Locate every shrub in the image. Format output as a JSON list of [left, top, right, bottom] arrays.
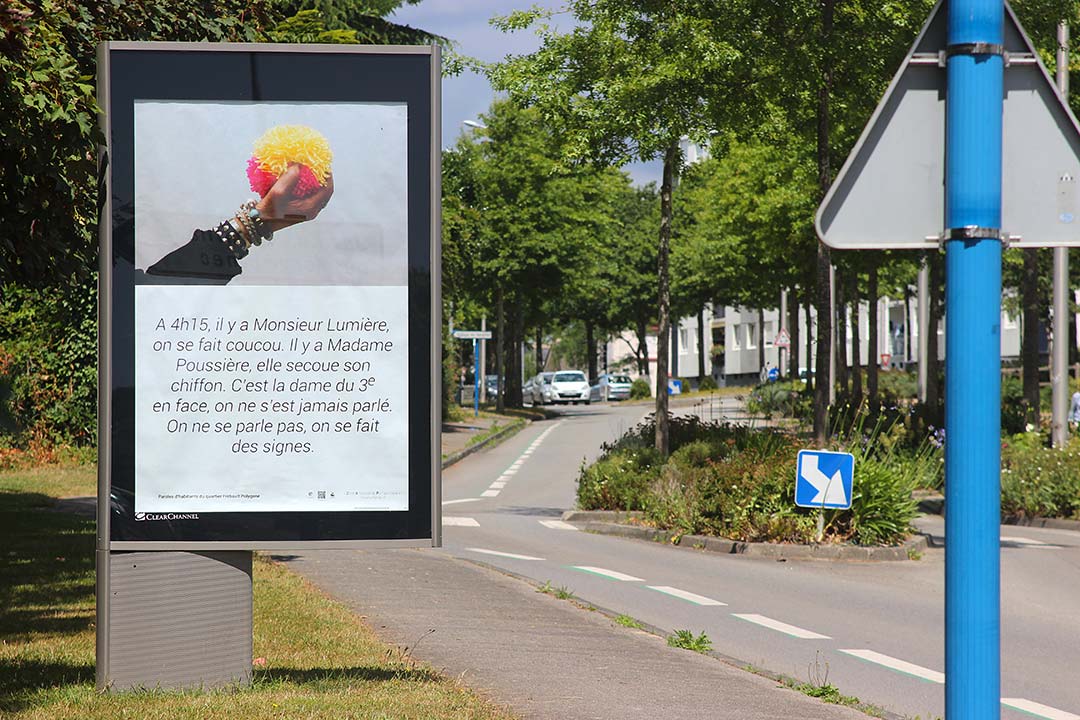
[[698, 376, 718, 391], [577, 447, 663, 511], [746, 381, 804, 418], [0, 280, 97, 448], [630, 378, 651, 399], [1000, 432, 1080, 520]]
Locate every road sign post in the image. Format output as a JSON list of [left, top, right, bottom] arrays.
[[944, 4, 1003, 717], [473, 338, 480, 417]]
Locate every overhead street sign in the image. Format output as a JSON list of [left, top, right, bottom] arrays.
[[816, 0, 1080, 249], [453, 330, 492, 340], [795, 450, 854, 510]]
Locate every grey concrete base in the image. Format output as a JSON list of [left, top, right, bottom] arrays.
[[562, 511, 928, 561], [101, 550, 253, 691]]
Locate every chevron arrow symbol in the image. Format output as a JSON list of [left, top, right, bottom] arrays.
[[801, 455, 848, 506]]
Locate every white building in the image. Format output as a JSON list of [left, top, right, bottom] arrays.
[[605, 294, 1026, 389]]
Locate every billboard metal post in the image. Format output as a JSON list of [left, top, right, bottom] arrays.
[[1053, 22, 1071, 448], [944, 1, 1003, 717]]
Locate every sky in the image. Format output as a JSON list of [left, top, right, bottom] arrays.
[[390, 0, 662, 187]]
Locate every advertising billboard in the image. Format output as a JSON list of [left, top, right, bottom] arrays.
[[98, 43, 440, 548]]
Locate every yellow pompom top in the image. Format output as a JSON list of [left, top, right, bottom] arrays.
[[252, 125, 333, 183]]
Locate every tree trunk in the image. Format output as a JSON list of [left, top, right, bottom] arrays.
[[813, 0, 835, 444], [757, 307, 766, 380], [789, 289, 801, 383], [835, 279, 848, 395], [655, 143, 678, 456], [636, 318, 649, 376], [1022, 248, 1041, 425], [508, 301, 524, 408], [535, 325, 544, 374], [851, 277, 863, 405], [496, 286, 505, 413], [926, 252, 942, 414], [868, 262, 879, 402], [698, 307, 706, 381], [585, 319, 597, 383]]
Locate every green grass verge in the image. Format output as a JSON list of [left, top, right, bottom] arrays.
[[0, 466, 517, 720]]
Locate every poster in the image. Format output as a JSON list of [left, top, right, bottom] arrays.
[[132, 101, 410, 513]]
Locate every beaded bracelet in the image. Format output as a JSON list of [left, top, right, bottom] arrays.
[[240, 200, 274, 242]]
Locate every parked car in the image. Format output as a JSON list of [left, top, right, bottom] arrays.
[[548, 370, 591, 405], [484, 374, 504, 398], [530, 372, 555, 405], [589, 373, 633, 402]]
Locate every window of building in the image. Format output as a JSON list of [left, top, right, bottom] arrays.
[[746, 323, 757, 349], [764, 321, 774, 348], [679, 327, 690, 352], [731, 324, 741, 350]]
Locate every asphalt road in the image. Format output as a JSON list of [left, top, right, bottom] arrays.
[[433, 400, 1080, 720]]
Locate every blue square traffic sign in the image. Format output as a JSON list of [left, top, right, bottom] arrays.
[[795, 450, 855, 510]]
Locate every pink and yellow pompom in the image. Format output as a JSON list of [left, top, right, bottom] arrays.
[[246, 125, 333, 198]]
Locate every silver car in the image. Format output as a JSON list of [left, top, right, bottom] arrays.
[[590, 373, 633, 402], [530, 372, 555, 405]]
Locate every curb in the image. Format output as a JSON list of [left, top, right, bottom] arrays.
[[441, 418, 527, 469], [915, 493, 1080, 533], [562, 511, 928, 562]]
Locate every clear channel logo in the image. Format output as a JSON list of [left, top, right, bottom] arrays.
[[134, 512, 200, 521]]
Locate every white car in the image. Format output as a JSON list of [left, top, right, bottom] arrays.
[[547, 370, 591, 405]]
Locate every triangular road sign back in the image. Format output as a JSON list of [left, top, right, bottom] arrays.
[[816, 0, 1080, 249]]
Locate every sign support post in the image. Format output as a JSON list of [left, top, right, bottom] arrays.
[[944, 1, 1002, 716], [473, 338, 481, 417], [1053, 22, 1071, 448]]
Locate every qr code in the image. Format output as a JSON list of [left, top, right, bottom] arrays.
[[317, 491, 326, 499]]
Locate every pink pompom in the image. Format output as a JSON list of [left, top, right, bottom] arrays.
[[246, 156, 324, 198], [247, 157, 276, 197]]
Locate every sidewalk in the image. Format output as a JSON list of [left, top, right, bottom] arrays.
[[285, 549, 872, 720]]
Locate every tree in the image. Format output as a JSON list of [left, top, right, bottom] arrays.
[[491, 1, 759, 454]]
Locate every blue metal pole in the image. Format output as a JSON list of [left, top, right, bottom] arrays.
[[945, 0, 1002, 718], [474, 338, 480, 417]]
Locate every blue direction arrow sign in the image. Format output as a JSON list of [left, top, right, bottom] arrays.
[[795, 450, 854, 510]]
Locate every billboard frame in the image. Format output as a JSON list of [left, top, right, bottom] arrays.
[[96, 42, 442, 551]]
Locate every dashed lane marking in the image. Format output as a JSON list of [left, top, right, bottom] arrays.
[[480, 489, 500, 498], [838, 649, 943, 683], [732, 614, 830, 640], [571, 566, 644, 582], [466, 547, 544, 561], [442, 498, 481, 506], [1001, 698, 1080, 720], [539, 520, 578, 531], [648, 586, 726, 606], [1001, 535, 1061, 549], [442, 517, 480, 527]]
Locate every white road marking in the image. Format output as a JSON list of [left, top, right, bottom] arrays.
[[838, 649, 944, 684], [572, 566, 645, 582], [489, 481, 506, 489], [1001, 535, 1060, 549], [442, 498, 481, 506], [539, 520, 579, 531], [503, 468, 518, 475], [648, 586, 727, 606], [1001, 698, 1080, 720], [732, 614, 831, 640], [481, 489, 500, 498], [466, 547, 544, 561], [442, 517, 480, 527]]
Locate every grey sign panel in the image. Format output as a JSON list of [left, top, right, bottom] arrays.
[[817, 0, 1080, 249]]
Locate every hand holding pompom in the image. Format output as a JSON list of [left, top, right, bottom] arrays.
[[256, 164, 334, 232], [247, 125, 333, 198]]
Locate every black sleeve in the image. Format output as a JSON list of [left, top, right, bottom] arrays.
[[147, 229, 243, 280]]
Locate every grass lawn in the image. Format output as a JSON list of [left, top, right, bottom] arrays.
[[0, 465, 517, 720]]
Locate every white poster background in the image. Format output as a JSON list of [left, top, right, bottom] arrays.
[[135, 285, 409, 513]]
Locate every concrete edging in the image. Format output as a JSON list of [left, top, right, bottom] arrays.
[[441, 418, 528, 469], [561, 510, 928, 562], [916, 493, 1080, 532]]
